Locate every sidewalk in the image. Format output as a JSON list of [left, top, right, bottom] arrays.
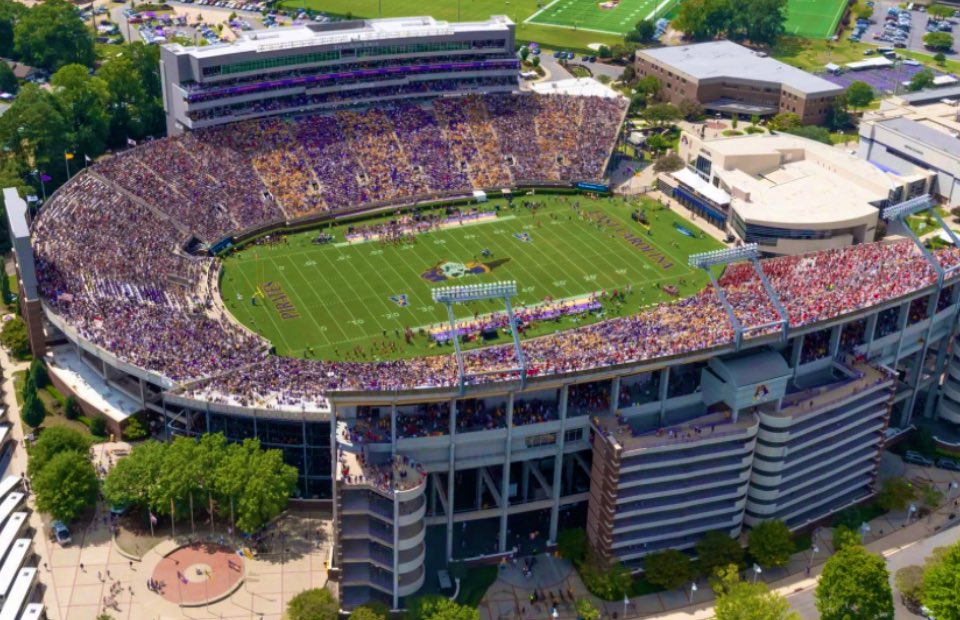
[[479, 480, 960, 620]]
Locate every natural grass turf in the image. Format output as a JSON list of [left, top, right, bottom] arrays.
[[783, 0, 847, 39], [277, 0, 623, 50], [526, 0, 677, 35], [219, 194, 722, 361]]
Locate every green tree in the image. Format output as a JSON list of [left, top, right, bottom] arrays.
[[33, 450, 98, 521], [679, 98, 704, 121], [214, 438, 298, 533], [28, 358, 48, 388], [854, 3, 873, 19], [27, 426, 89, 478], [919, 482, 943, 515], [0, 316, 30, 359], [923, 540, 960, 619], [642, 102, 682, 127], [579, 552, 632, 600], [286, 588, 338, 620], [845, 80, 874, 110], [13, 0, 95, 72], [0, 63, 17, 95], [748, 520, 794, 569], [122, 418, 147, 441], [531, 56, 540, 69], [646, 134, 670, 153], [935, 52, 947, 66], [352, 603, 389, 620], [21, 390, 46, 429], [696, 531, 744, 578], [629, 19, 657, 42], [519, 46, 529, 62], [557, 528, 587, 564], [815, 546, 894, 620], [103, 439, 166, 512], [737, 0, 788, 45], [635, 75, 662, 102], [909, 69, 936, 92], [644, 549, 695, 590], [928, 3, 955, 17], [832, 525, 861, 552], [0, 0, 27, 58], [405, 596, 479, 620], [673, 0, 725, 40], [768, 112, 801, 132], [876, 477, 916, 512], [95, 43, 165, 145], [714, 564, 800, 620], [894, 565, 924, 609], [653, 153, 684, 172], [64, 395, 80, 420], [0, 84, 72, 187], [51, 64, 111, 161], [576, 598, 601, 620], [924, 31, 954, 52], [89, 416, 107, 437]]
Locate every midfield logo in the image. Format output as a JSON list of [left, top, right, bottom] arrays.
[[420, 258, 511, 283]]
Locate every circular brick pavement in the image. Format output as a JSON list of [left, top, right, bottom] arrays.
[[151, 543, 243, 605]]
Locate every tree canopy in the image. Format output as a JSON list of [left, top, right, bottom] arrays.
[[713, 564, 800, 620], [27, 426, 90, 478], [815, 546, 894, 620], [672, 0, 787, 45], [557, 528, 587, 564], [51, 64, 112, 161], [831, 525, 861, 552], [0, 316, 30, 360], [748, 520, 794, 569], [876, 477, 916, 512], [924, 31, 954, 52], [13, 0, 94, 72], [644, 549, 695, 590], [642, 102, 682, 127], [33, 450, 98, 521], [768, 112, 801, 132], [845, 81, 875, 110], [922, 540, 960, 619], [696, 531, 744, 578], [909, 69, 936, 92], [20, 389, 46, 429], [0, 63, 17, 96], [405, 596, 479, 620], [286, 588, 338, 620], [103, 434, 298, 533], [579, 551, 632, 600], [894, 565, 924, 609], [0, 0, 27, 58]]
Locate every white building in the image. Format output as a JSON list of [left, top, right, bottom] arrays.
[[666, 131, 931, 255]]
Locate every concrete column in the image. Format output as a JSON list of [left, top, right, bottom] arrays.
[[658, 368, 670, 426], [790, 334, 804, 377], [301, 417, 309, 497], [499, 393, 514, 553], [610, 377, 621, 415], [549, 385, 568, 543], [828, 325, 841, 359], [446, 399, 456, 561], [866, 312, 879, 344], [521, 461, 530, 502]]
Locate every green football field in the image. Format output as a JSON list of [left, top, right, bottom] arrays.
[[783, 0, 847, 39], [526, 0, 677, 35], [219, 195, 722, 361]]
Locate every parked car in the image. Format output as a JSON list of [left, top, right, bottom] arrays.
[[905, 451, 935, 466], [52, 522, 72, 546], [936, 457, 960, 471]]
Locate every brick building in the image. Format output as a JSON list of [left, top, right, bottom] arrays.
[[635, 41, 844, 125]]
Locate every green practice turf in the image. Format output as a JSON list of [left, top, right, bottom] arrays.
[[784, 0, 847, 39], [527, 0, 676, 35], [219, 194, 722, 361]]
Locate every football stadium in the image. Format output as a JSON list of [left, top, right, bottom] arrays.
[[7, 15, 960, 612]]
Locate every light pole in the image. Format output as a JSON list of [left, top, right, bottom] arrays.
[[752, 564, 762, 584], [859, 521, 871, 542], [949, 481, 958, 499], [623, 593, 629, 618], [688, 581, 698, 603], [906, 503, 917, 527]]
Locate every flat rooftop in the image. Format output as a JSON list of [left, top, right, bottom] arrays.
[[638, 41, 844, 96], [695, 133, 900, 227], [530, 77, 623, 99], [165, 15, 514, 58], [46, 346, 140, 424]]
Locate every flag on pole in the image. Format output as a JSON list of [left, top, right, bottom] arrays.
[[40, 174, 52, 183], [84, 154, 91, 164], [149, 511, 158, 526], [64, 153, 74, 161], [127, 138, 137, 147]]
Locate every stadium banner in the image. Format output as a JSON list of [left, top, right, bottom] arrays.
[[210, 237, 235, 256], [575, 182, 610, 193]]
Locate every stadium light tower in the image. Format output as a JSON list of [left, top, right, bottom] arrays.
[[883, 195, 960, 286], [688, 243, 789, 349], [431, 280, 526, 392]]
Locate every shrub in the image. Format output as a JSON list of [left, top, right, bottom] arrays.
[[0, 317, 30, 360], [557, 529, 588, 564], [64, 396, 81, 420], [122, 418, 148, 441], [89, 416, 107, 437]]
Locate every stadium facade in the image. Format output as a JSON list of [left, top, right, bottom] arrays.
[[5, 22, 960, 610], [160, 15, 519, 134]]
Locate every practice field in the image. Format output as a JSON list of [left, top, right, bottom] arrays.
[[784, 0, 847, 39], [526, 0, 676, 35], [219, 195, 722, 362]]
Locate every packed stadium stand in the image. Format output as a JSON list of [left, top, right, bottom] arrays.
[[6, 82, 960, 610]]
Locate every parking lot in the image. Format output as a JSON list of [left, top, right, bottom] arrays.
[[858, 0, 958, 58]]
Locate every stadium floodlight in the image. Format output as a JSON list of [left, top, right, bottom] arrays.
[[688, 244, 760, 269], [431, 281, 517, 304], [883, 195, 935, 221]]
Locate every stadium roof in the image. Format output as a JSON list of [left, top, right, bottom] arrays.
[[165, 15, 514, 57], [637, 41, 844, 96]]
